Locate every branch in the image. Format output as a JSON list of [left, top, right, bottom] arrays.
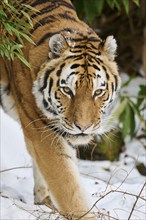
[[127, 182, 146, 220], [0, 166, 32, 173]]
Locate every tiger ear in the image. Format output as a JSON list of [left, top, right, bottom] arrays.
[[49, 34, 69, 58], [101, 36, 117, 61]]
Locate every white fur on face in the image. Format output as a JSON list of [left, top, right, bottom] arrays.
[[59, 65, 78, 95], [93, 68, 107, 94]]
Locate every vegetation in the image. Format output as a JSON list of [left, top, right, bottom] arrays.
[[0, 0, 36, 67], [73, 0, 140, 22]]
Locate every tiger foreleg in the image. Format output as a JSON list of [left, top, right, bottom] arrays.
[[25, 137, 96, 219], [33, 161, 49, 204]]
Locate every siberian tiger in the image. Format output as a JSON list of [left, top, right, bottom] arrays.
[[0, 0, 121, 219]]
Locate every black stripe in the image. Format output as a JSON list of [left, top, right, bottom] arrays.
[[58, 12, 77, 22], [114, 75, 118, 91], [87, 50, 100, 56], [90, 56, 101, 65], [101, 82, 106, 87], [68, 36, 87, 42], [74, 56, 83, 61], [40, 68, 55, 92], [65, 55, 81, 60], [61, 79, 66, 84], [97, 74, 101, 78], [111, 82, 114, 94], [103, 94, 109, 102], [70, 64, 80, 69], [31, 0, 75, 12], [66, 71, 77, 81], [31, 1, 75, 21], [106, 73, 110, 80], [31, 4, 58, 19], [93, 64, 100, 71], [70, 49, 82, 53], [54, 91, 60, 100], [56, 63, 65, 76], [96, 58, 103, 63], [43, 98, 48, 108], [31, 0, 51, 7], [88, 37, 101, 42], [48, 77, 53, 95], [58, 0, 75, 10], [56, 79, 60, 87], [46, 107, 57, 116], [36, 32, 57, 46], [30, 15, 55, 34]]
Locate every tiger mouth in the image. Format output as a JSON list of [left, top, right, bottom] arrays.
[[48, 124, 91, 138], [74, 133, 88, 137], [63, 131, 89, 138]]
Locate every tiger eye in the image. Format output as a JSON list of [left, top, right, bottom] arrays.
[[94, 89, 103, 97], [63, 87, 71, 94]]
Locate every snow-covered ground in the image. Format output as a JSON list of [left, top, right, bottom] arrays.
[[0, 76, 146, 220]]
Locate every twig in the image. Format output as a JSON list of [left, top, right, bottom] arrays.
[[127, 182, 146, 220], [0, 166, 32, 173]]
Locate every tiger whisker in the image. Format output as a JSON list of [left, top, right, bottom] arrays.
[[40, 125, 62, 143], [25, 117, 48, 128]]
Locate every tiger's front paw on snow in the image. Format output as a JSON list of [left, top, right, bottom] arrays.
[[34, 187, 49, 205]]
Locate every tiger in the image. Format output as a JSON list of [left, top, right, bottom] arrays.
[[0, 0, 121, 219]]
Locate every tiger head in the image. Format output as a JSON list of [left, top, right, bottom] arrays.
[[33, 33, 121, 146]]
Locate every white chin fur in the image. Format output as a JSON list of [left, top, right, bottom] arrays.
[[67, 135, 93, 146]]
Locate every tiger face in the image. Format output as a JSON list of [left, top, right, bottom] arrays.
[[33, 34, 121, 146]]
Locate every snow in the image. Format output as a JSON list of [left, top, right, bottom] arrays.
[[1, 75, 146, 219]]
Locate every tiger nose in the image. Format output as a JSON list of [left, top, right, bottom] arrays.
[[75, 123, 92, 132]]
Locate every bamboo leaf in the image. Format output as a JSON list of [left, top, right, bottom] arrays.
[[95, 0, 105, 15], [22, 4, 39, 12], [123, 0, 129, 14], [128, 99, 146, 130], [21, 11, 33, 27], [122, 104, 131, 139], [106, 98, 127, 128], [136, 85, 146, 108], [15, 53, 31, 68], [132, 0, 140, 6], [20, 32, 35, 45], [84, 0, 98, 23]]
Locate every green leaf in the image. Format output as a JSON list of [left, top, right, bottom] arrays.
[[106, 98, 127, 128], [20, 32, 35, 45], [128, 99, 146, 130], [114, 0, 122, 10], [122, 104, 131, 139], [132, 0, 140, 6], [15, 53, 31, 68], [106, 0, 116, 9], [123, 0, 129, 14], [22, 3, 39, 12], [4, 23, 13, 35], [4, 2, 18, 14], [84, 0, 98, 23], [136, 85, 146, 108], [21, 11, 33, 27], [0, 8, 7, 19], [95, 0, 105, 15]]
